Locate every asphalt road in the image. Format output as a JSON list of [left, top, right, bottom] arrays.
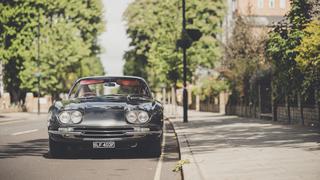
[[0, 113, 181, 180]]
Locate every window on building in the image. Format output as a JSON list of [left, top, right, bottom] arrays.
[[269, 0, 275, 8], [232, 0, 237, 12], [257, 0, 264, 8], [280, 0, 286, 9]]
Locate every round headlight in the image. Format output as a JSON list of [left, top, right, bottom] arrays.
[[59, 111, 70, 123], [138, 111, 149, 123], [71, 111, 82, 124], [126, 111, 137, 123]]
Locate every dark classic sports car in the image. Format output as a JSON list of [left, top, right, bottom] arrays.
[[47, 76, 164, 157]]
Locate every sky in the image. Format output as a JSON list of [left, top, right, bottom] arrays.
[[99, 0, 134, 75]]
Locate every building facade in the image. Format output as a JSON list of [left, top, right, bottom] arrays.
[[222, 0, 291, 44], [236, 0, 291, 27], [236, 0, 290, 17]]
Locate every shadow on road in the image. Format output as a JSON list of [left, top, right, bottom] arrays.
[[0, 121, 180, 162], [0, 139, 48, 159], [174, 114, 320, 154], [44, 149, 162, 160], [0, 139, 159, 160]]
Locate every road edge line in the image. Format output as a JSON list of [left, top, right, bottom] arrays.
[[166, 117, 184, 180], [167, 117, 205, 180], [153, 120, 167, 180]]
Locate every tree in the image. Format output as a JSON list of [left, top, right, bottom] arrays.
[[267, 0, 316, 97], [0, 0, 105, 102], [223, 16, 269, 107], [266, 0, 319, 122], [124, 0, 225, 91], [19, 20, 91, 98], [295, 19, 320, 96], [193, 75, 228, 100]]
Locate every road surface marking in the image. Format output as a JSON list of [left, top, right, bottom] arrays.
[[153, 121, 167, 180], [12, 129, 39, 136], [0, 119, 39, 126]]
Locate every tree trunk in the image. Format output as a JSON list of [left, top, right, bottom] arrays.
[[285, 95, 291, 124], [298, 92, 304, 125], [10, 90, 20, 105], [258, 84, 261, 119], [315, 89, 320, 123], [271, 82, 277, 121]]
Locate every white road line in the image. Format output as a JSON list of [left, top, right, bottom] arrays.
[[153, 121, 167, 180], [12, 129, 39, 136], [0, 119, 39, 126]]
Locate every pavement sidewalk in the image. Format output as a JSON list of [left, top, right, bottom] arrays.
[[169, 109, 320, 180]]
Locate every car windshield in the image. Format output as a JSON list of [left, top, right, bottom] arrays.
[[70, 78, 151, 99]]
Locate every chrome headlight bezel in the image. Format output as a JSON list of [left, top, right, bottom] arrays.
[[137, 111, 149, 123], [58, 111, 83, 124], [58, 111, 71, 124], [126, 111, 138, 123], [70, 111, 83, 124], [126, 110, 150, 124]]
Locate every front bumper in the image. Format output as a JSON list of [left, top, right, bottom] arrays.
[[48, 126, 162, 143]]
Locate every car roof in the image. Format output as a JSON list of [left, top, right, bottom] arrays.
[[75, 76, 147, 83], [68, 75, 152, 98]]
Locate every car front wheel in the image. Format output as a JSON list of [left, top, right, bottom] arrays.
[[139, 137, 162, 157]]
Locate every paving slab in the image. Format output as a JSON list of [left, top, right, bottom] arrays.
[[169, 109, 320, 180]]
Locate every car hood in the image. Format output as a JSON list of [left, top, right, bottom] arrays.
[[53, 96, 157, 126]]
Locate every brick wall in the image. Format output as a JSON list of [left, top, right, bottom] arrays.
[[0, 93, 16, 112], [25, 93, 52, 113], [0, 92, 52, 113]]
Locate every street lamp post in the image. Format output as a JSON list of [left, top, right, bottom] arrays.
[[182, 0, 188, 123]]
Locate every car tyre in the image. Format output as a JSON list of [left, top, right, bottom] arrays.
[[148, 138, 162, 157], [139, 137, 162, 157], [49, 138, 67, 158]]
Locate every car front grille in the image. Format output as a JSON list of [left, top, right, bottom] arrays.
[[73, 127, 134, 139]]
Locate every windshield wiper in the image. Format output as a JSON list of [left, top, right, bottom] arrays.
[[77, 96, 96, 99], [100, 95, 126, 99], [127, 94, 150, 100]]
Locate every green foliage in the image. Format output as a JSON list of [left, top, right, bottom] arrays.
[[172, 159, 190, 172], [266, 0, 317, 101], [193, 76, 228, 100], [0, 0, 105, 101], [19, 20, 90, 94], [124, 0, 225, 91], [123, 50, 148, 79], [223, 16, 268, 104], [295, 19, 320, 91]]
